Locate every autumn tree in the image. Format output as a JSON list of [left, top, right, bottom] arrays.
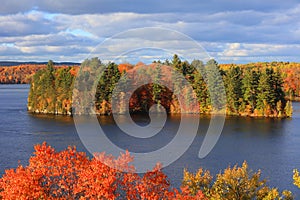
[[182, 161, 294, 200], [0, 143, 207, 200]]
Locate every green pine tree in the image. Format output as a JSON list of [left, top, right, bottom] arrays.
[[224, 66, 242, 114], [205, 59, 226, 112], [242, 69, 259, 113]]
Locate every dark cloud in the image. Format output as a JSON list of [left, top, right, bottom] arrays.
[[0, 0, 37, 15], [36, 0, 300, 15], [0, 0, 298, 15]]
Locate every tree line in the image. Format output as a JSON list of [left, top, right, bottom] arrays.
[[0, 64, 79, 84], [28, 57, 293, 117], [0, 65, 45, 84]]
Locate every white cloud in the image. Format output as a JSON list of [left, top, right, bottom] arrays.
[[222, 43, 248, 57], [207, 42, 300, 63]]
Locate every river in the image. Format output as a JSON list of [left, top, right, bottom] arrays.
[[0, 84, 300, 195]]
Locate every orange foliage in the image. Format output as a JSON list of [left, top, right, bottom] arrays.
[[0, 64, 79, 84], [69, 67, 79, 76], [0, 65, 46, 84], [281, 66, 300, 99], [0, 143, 205, 200], [118, 63, 134, 73]]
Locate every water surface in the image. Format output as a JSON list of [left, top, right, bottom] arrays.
[[0, 84, 299, 195]]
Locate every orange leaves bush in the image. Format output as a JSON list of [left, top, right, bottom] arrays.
[[0, 142, 205, 200], [0, 143, 89, 199]]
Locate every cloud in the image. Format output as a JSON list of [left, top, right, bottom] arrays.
[[0, 1, 300, 63], [0, 44, 22, 55], [0, 11, 58, 37], [13, 32, 98, 47], [206, 42, 300, 63], [222, 43, 248, 57], [0, 0, 36, 15]]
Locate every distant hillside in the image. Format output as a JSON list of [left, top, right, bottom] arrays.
[[0, 61, 80, 67], [0, 61, 79, 84]]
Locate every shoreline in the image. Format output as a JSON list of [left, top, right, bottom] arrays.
[[27, 109, 294, 118]]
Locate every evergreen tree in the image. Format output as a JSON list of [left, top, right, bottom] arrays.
[[55, 67, 74, 114], [205, 59, 226, 111], [256, 70, 270, 113], [224, 66, 242, 114], [171, 54, 184, 100], [112, 70, 131, 114], [242, 69, 259, 113], [265, 68, 277, 109], [95, 62, 120, 112], [256, 68, 279, 114], [191, 60, 209, 112], [172, 54, 182, 72], [273, 69, 286, 105], [43, 60, 56, 113], [152, 65, 163, 104], [255, 67, 286, 116]]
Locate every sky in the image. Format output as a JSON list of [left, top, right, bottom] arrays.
[[1, 0, 300, 63]]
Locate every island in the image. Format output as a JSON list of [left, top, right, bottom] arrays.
[[27, 56, 295, 118]]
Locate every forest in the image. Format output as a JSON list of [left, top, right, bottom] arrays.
[[0, 63, 79, 84], [28, 56, 294, 117], [0, 65, 45, 84], [220, 62, 300, 101]]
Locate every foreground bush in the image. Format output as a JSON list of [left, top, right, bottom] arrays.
[[183, 162, 293, 200], [0, 143, 295, 199], [293, 169, 300, 189]]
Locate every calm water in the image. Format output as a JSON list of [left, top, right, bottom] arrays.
[[1, 84, 300, 195]]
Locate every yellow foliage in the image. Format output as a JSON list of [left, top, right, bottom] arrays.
[[182, 168, 212, 196], [293, 169, 300, 188], [182, 161, 294, 200]]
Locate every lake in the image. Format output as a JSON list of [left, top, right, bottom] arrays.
[[0, 84, 300, 195]]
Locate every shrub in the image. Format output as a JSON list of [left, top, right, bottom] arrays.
[[183, 162, 294, 200]]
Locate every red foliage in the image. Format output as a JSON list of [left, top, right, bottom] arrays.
[[173, 187, 207, 200], [0, 143, 205, 200]]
